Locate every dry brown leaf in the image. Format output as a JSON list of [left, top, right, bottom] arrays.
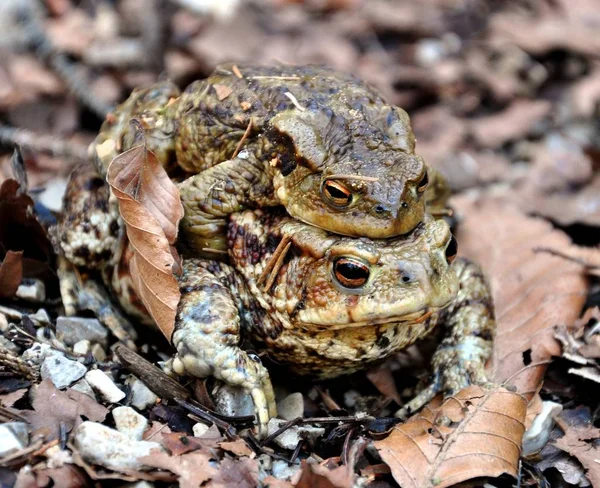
[[206, 456, 259, 488], [452, 196, 589, 397], [161, 432, 205, 455], [262, 475, 295, 488], [0, 179, 54, 284], [554, 426, 600, 487], [490, 0, 600, 58], [468, 100, 551, 148], [366, 364, 402, 405], [375, 386, 527, 488], [293, 460, 353, 488], [139, 449, 218, 488], [107, 142, 184, 340], [21, 379, 108, 441], [213, 83, 233, 100], [0, 250, 23, 297], [218, 439, 254, 457]]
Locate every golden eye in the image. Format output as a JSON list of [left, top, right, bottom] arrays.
[[417, 169, 429, 193], [322, 180, 353, 207], [333, 257, 370, 288], [445, 235, 458, 264]]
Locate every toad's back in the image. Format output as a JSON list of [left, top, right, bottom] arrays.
[[174, 63, 416, 173]]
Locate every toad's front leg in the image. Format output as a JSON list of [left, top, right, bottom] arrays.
[[396, 257, 495, 417], [177, 147, 276, 259], [172, 259, 276, 437]]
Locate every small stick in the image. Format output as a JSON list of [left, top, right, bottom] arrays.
[[342, 427, 355, 465], [284, 92, 305, 111], [200, 248, 228, 255], [248, 76, 300, 81], [257, 234, 292, 287], [326, 174, 379, 182], [263, 242, 291, 292], [260, 417, 302, 446], [114, 343, 190, 400], [533, 246, 600, 270], [232, 65, 243, 79], [0, 124, 88, 161], [231, 120, 253, 159], [175, 398, 237, 440], [429, 207, 454, 217]]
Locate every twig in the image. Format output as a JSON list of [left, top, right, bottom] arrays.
[[114, 343, 190, 400], [342, 427, 355, 465], [244, 431, 296, 463], [0, 124, 88, 161], [232, 65, 243, 79], [231, 120, 253, 159], [175, 398, 237, 440], [533, 246, 600, 270], [326, 174, 379, 182], [0, 346, 39, 381], [284, 92, 305, 111], [290, 437, 305, 463], [260, 417, 302, 446]]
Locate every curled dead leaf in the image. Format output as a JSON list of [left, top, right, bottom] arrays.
[[107, 140, 184, 340], [0, 250, 23, 297], [375, 385, 527, 488], [452, 196, 589, 398], [554, 425, 600, 487]]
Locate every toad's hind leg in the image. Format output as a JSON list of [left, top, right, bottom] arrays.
[[396, 257, 495, 418], [172, 259, 276, 437], [177, 148, 276, 259]]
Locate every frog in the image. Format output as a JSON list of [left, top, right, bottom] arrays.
[[89, 63, 450, 258], [55, 166, 494, 437]]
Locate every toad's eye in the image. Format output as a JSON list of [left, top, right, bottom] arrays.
[[417, 169, 429, 193], [333, 257, 370, 288], [445, 235, 458, 264], [322, 180, 353, 208]]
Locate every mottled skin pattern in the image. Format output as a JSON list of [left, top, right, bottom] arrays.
[[172, 210, 495, 434], [55, 165, 494, 436], [89, 64, 449, 257]]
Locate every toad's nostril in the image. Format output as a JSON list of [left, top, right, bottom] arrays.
[[375, 204, 387, 214], [400, 271, 414, 284]]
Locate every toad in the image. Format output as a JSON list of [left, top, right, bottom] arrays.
[[90, 64, 449, 258], [56, 166, 494, 437]]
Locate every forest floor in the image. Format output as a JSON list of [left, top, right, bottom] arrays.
[[0, 1, 599, 487]]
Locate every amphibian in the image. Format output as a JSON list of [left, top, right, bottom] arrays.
[[91, 64, 449, 257], [56, 166, 494, 437]]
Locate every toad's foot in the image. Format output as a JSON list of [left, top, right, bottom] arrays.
[[395, 257, 495, 418], [172, 259, 277, 437]]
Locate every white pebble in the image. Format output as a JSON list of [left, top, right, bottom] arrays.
[[126, 377, 158, 410], [0, 422, 28, 457], [41, 355, 87, 389], [73, 421, 161, 472], [85, 369, 125, 403], [112, 406, 148, 441], [277, 392, 304, 421], [267, 419, 324, 450], [73, 340, 91, 355], [192, 423, 209, 437], [16, 280, 45, 302], [70, 379, 96, 400]]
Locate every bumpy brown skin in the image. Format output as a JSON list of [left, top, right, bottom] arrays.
[[171, 210, 495, 435], [55, 168, 492, 438], [90, 64, 449, 257]]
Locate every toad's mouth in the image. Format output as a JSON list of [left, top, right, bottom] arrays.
[[297, 307, 440, 330]]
